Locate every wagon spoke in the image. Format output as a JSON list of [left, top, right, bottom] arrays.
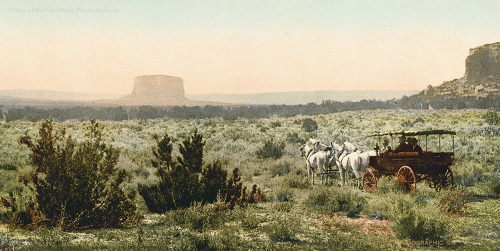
[[397, 166, 416, 193], [435, 167, 454, 192]]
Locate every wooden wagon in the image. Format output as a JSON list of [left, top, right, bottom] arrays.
[[363, 130, 455, 192]]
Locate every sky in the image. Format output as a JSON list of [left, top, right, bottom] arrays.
[[0, 0, 499, 95]]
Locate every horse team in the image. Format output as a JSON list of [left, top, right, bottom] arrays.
[[300, 139, 376, 187]]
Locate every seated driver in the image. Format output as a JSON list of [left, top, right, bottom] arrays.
[[393, 136, 410, 153], [408, 137, 423, 154]]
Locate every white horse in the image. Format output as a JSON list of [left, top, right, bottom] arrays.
[[358, 150, 377, 172], [332, 142, 373, 188], [306, 149, 335, 185], [343, 141, 358, 153]]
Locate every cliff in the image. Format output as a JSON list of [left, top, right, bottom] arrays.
[[421, 42, 500, 98]]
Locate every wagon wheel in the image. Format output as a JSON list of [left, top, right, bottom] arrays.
[[397, 166, 416, 192], [363, 170, 377, 191], [435, 166, 454, 192]]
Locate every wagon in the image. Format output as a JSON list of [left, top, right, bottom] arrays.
[[363, 130, 456, 192]]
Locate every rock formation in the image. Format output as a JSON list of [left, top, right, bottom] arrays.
[[422, 42, 500, 97], [421, 42, 500, 97], [120, 75, 187, 106], [98, 75, 229, 106]]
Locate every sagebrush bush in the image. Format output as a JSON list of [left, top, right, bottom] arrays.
[[1, 120, 141, 231], [286, 132, 304, 143], [265, 215, 300, 242], [305, 187, 365, 214], [456, 169, 486, 187], [270, 161, 291, 177], [439, 190, 471, 216], [302, 118, 318, 132], [255, 139, 285, 159], [391, 198, 451, 244], [483, 109, 500, 125], [283, 173, 310, 189], [491, 181, 500, 197], [240, 210, 262, 230]]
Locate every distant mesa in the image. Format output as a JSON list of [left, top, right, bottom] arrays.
[[421, 42, 500, 98], [98, 75, 227, 106]]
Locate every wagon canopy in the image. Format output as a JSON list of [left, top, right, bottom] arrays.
[[368, 130, 456, 137]]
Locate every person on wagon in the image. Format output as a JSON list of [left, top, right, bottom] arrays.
[[394, 136, 410, 153], [382, 139, 392, 153], [408, 137, 423, 154]]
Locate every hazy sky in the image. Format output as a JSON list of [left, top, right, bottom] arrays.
[[1, 0, 499, 95]]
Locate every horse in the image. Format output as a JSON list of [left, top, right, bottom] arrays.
[[331, 142, 373, 188], [358, 150, 377, 172], [343, 141, 358, 153], [306, 148, 335, 185]]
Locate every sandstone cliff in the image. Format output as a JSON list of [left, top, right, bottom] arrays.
[[421, 42, 500, 98]]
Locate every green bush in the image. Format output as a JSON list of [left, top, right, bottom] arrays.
[[491, 181, 500, 197], [305, 187, 365, 214], [270, 161, 291, 177], [391, 199, 451, 244], [255, 139, 285, 159], [240, 211, 262, 230], [265, 215, 300, 242], [483, 109, 500, 125], [439, 190, 471, 216], [286, 132, 304, 143], [139, 131, 265, 213], [283, 173, 310, 189], [302, 118, 318, 132], [1, 120, 141, 231]]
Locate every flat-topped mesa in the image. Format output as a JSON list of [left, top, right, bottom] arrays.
[[132, 75, 185, 98], [97, 74, 235, 106], [123, 75, 188, 105]]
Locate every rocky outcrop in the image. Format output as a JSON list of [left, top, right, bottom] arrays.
[[120, 75, 188, 106], [422, 42, 500, 97], [98, 75, 231, 106]]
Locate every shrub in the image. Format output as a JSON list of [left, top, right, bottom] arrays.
[[391, 199, 451, 244], [456, 170, 486, 187], [255, 139, 285, 159], [1, 120, 141, 231], [140, 131, 265, 213], [491, 181, 500, 197], [483, 109, 500, 125], [177, 130, 205, 173], [305, 187, 365, 214], [270, 121, 282, 128], [199, 161, 227, 203], [286, 132, 304, 143], [0, 163, 17, 171], [270, 162, 291, 177], [283, 173, 310, 189], [240, 211, 262, 230], [302, 118, 318, 132], [439, 190, 471, 216], [274, 191, 291, 202], [266, 215, 300, 242]]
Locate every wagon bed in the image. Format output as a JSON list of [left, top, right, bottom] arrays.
[[363, 130, 456, 192]]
